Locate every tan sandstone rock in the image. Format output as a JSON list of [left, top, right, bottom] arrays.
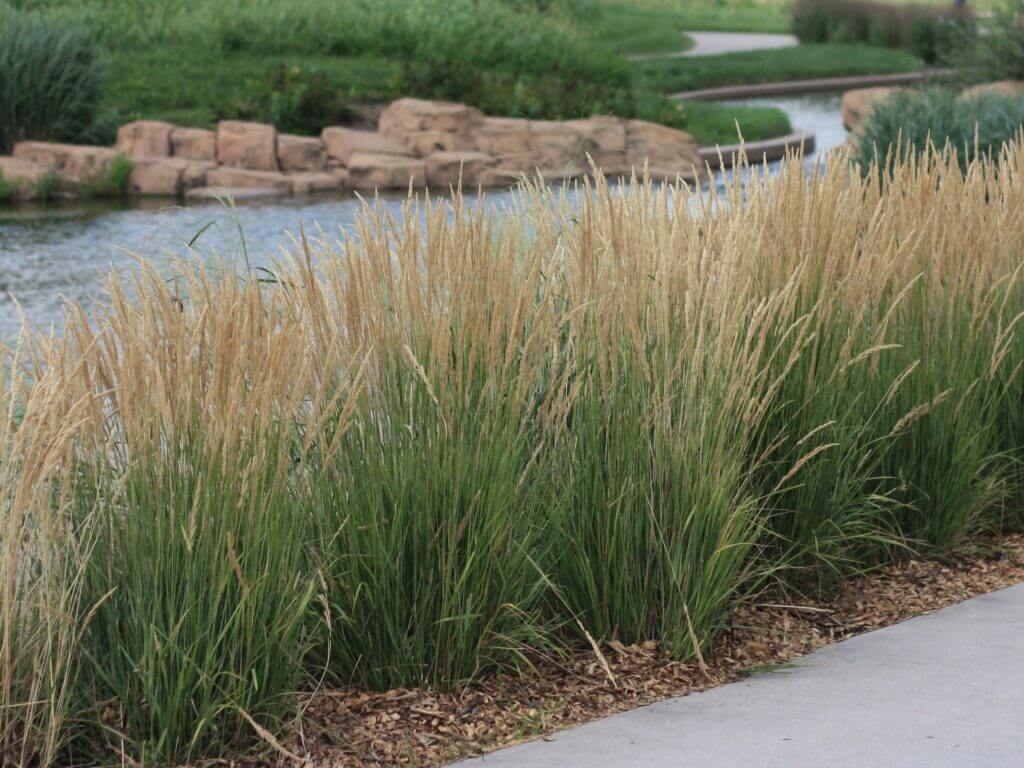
[[12, 142, 120, 181], [624, 120, 701, 182], [565, 116, 628, 173], [403, 130, 476, 158], [841, 87, 904, 132], [472, 118, 588, 174], [347, 153, 427, 190], [290, 172, 343, 195], [116, 120, 174, 159], [321, 127, 412, 166], [425, 151, 493, 188], [380, 100, 486, 159], [205, 167, 293, 191], [170, 128, 216, 161], [128, 158, 216, 196], [216, 121, 278, 171], [960, 80, 1024, 100], [0, 156, 51, 200], [379, 99, 485, 140], [277, 134, 327, 172]]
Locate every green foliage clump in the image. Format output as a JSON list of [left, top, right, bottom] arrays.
[[0, 4, 109, 152], [0, 168, 18, 202], [79, 154, 132, 198], [853, 88, 1024, 172], [791, 0, 971, 64], [234, 64, 354, 135], [33, 171, 62, 202], [947, 0, 1024, 83]]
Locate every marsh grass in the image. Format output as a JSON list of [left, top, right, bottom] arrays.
[[4, 143, 1024, 763], [0, 5, 109, 152]]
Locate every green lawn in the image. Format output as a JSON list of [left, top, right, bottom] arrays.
[[636, 43, 924, 93], [581, 2, 695, 55], [682, 99, 791, 144]]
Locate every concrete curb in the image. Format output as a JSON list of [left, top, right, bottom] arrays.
[[673, 69, 952, 101], [698, 129, 816, 171]]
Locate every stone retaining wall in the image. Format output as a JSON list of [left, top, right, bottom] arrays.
[[0, 99, 705, 203]]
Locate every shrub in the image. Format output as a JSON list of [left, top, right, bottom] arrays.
[[947, 0, 1024, 83], [233, 65, 353, 135], [791, 0, 971, 64], [78, 155, 132, 199], [852, 88, 1024, 172], [0, 5, 108, 152], [0, 168, 18, 202]]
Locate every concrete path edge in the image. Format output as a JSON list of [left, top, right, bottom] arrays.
[[674, 69, 952, 101]]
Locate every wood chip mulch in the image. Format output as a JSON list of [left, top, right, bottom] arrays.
[[258, 534, 1024, 767]]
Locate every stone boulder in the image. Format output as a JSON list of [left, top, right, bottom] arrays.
[[472, 118, 589, 174], [959, 80, 1024, 100], [12, 142, 120, 181], [624, 121, 701, 182], [170, 128, 216, 161], [380, 99, 485, 158], [205, 167, 293, 191], [347, 153, 426, 190], [403, 130, 476, 158], [128, 158, 216, 196], [0, 156, 51, 200], [321, 127, 412, 166], [380, 99, 485, 138], [216, 121, 278, 171], [277, 134, 327, 172], [290, 171, 343, 194], [565, 116, 628, 173], [116, 120, 174, 159], [841, 87, 904, 132], [426, 151, 493, 188]]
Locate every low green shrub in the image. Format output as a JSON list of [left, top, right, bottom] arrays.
[[78, 155, 132, 199], [852, 88, 1024, 172], [791, 0, 971, 64], [233, 64, 354, 135], [33, 171, 63, 202], [946, 0, 1024, 83], [0, 168, 18, 202], [0, 4, 109, 152]]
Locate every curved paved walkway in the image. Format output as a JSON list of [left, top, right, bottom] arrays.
[[462, 583, 1024, 767], [630, 30, 797, 61]]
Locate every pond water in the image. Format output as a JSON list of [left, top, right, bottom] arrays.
[[0, 94, 846, 340]]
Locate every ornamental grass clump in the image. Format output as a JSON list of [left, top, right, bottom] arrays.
[[3, 140, 1024, 764], [49, 267, 327, 764]]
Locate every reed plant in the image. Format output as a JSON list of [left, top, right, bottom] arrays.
[[2, 141, 1024, 764]]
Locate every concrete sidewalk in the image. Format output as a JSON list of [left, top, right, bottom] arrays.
[[629, 31, 798, 61], [463, 583, 1024, 767]]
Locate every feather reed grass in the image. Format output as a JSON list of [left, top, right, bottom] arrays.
[[3, 141, 1024, 763]]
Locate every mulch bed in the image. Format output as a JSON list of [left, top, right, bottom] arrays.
[[262, 534, 1024, 767]]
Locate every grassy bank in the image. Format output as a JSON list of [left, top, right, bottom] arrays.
[[5, 142, 1024, 765], [2, 0, 792, 148]]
